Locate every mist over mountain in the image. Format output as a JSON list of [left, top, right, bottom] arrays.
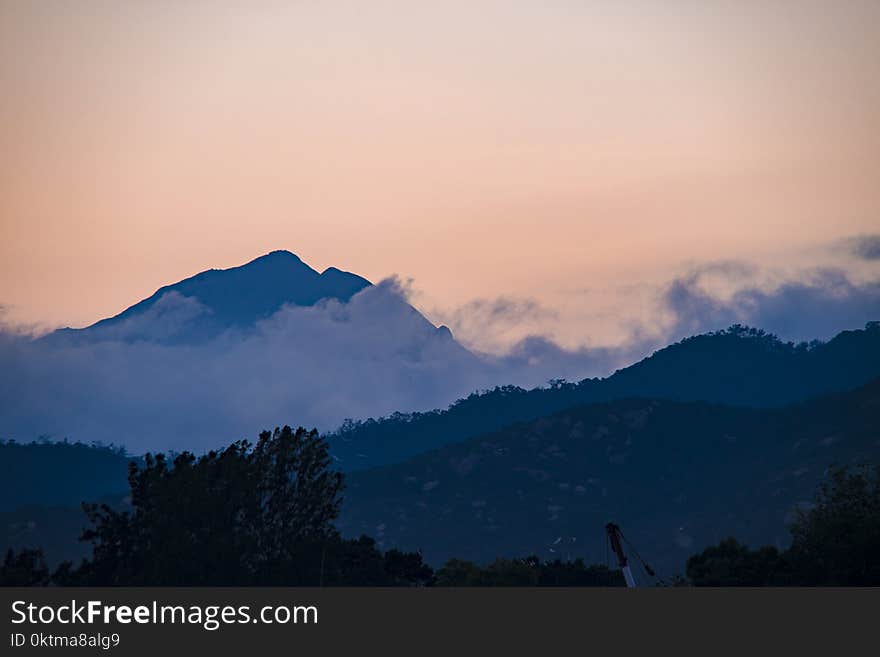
[[0, 256, 487, 453], [2, 250, 604, 453], [2, 250, 879, 456]]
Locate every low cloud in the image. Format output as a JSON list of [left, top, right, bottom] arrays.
[[0, 280, 614, 454], [660, 265, 880, 344], [429, 296, 559, 354], [1, 264, 878, 455], [844, 234, 880, 261], [484, 335, 645, 385]]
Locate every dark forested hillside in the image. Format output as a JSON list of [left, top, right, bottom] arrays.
[[338, 378, 880, 576], [0, 442, 134, 565], [329, 323, 880, 469], [3, 382, 878, 577], [0, 441, 134, 512]]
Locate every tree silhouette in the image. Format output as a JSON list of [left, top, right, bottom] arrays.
[[77, 426, 344, 585], [40, 426, 435, 586], [687, 464, 880, 585], [686, 539, 790, 586], [787, 463, 880, 585]]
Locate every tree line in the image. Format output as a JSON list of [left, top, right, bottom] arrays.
[[2, 426, 878, 586]]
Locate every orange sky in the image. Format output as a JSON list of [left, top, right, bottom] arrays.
[[2, 1, 879, 347]]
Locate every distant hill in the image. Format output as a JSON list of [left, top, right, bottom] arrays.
[[0, 441, 134, 564], [0, 496, 127, 567], [0, 441, 134, 513], [339, 378, 880, 576], [329, 323, 880, 470], [47, 250, 373, 343], [0, 442, 135, 565]]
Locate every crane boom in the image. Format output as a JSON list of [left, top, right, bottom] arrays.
[[605, 522, 637, 588]]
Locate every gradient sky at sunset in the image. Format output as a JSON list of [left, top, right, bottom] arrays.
[[2, 1, 879, 348]]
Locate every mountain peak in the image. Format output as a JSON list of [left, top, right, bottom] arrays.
[[234, 250, 308, 272], [56, 251, 374, 341], [250, 249, 303, 263]]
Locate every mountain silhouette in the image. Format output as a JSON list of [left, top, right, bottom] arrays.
[[48, 250, 375, 342], [330, 323, 880, 469], [339, 378, 880, 575]]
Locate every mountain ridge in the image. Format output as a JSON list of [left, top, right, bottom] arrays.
[[329, 323, 880, 469]]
